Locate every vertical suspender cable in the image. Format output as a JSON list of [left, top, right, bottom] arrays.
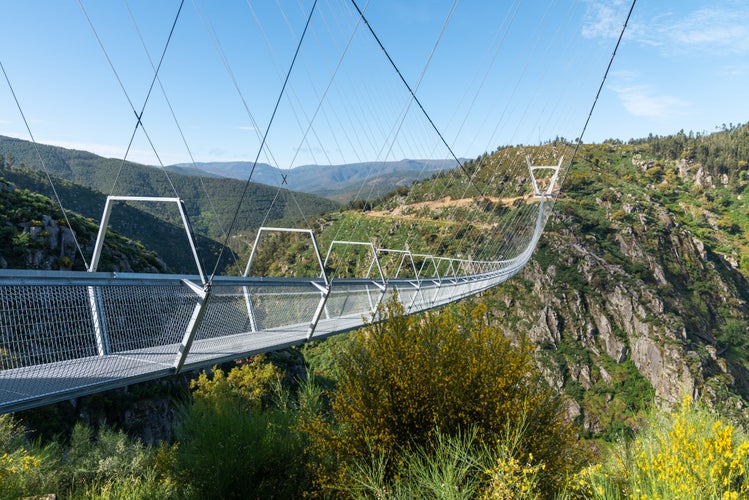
[[348, 0, 471, 180], [77, 0, 185, 198], [209, 0, 319, 281], [561, 0, 637, 188]]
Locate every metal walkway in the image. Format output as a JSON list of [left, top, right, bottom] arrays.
[[0, 162, 555, 414]]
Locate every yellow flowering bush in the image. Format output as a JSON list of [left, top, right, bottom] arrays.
[[190, 354, 281, 410], [574, 396, 749, 499], [482, 451, 544, 499], [0, 448, 41, 497], [304, 298, 588, 497]]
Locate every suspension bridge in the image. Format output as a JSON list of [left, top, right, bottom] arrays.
[[0, 1, 634, 414]]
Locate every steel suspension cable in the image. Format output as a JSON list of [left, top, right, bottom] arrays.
[[334, 0, 459, 256], [193, 0, 312, 231], [209, 0, 319, 281], [77, 0, 184, 198], [348, 0, 471, 181], [562, 0, 637, 188], [476, 0, 637, 264], [0, 59, 91, 270], [124, 0, 237, 270]]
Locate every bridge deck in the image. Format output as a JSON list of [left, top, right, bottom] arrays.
[[0, 200, 543, 415]]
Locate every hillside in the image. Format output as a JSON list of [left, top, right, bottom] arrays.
[[0, 136, 340, 252], [0, 162, 227, 274], [0, 177, 167, 273], [169, 159, 458, 202], [297, 124, 749, 437]]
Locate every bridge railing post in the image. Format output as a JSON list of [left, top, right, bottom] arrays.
[[87, 286, 109, 356], [174, 279, 210, 373]]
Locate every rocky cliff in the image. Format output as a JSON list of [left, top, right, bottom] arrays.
[[0, 178, 167, 273], [484, 135, 749, 436]]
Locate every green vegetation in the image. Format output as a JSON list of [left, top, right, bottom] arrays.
[[302, 299, 588, 497], [3, 124, 749, 497], [173, 358, 310, 498], [0, 178, 167, 272], [570, 397, 749, 499], [4, 306, 749, 499]]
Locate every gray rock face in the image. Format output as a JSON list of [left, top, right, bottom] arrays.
[[488, 199, 749, 434]]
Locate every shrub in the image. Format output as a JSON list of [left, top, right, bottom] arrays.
[[174, 358, 311, 498], [55, 422, 155, 494], [2, 414, 165, 498], [304, 298, 588, 496], [573, 396, 749, 498]]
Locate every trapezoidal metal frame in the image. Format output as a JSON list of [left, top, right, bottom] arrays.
[[87, 195, 206, 358], [243, 227, 329, 340], [526, 155, 563, 198]]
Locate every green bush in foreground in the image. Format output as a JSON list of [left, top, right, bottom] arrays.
[[174, 358, 311, 498], [346, 425, 547, 500], [1, 413, 170, 499]]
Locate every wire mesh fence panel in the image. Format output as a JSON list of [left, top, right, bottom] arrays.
[[196, 286, 253, 340], [0, 285, 97, 370], [325, 282, 381, 321], [247, 286, 322, 331], [100, 284, 196, 352], [408, 283, 438, 312]]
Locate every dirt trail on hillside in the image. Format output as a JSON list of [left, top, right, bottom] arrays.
[[365, 195, 533, 218]]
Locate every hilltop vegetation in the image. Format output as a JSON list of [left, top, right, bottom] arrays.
[[483, 124, 749, 436], [240, 123, 749, 439], [2, 124, 749, 498]]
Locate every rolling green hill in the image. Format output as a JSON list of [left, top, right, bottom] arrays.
[[0, 136, 341, 272], [370, 123, 749, 435], [247, 123, 749, 436]]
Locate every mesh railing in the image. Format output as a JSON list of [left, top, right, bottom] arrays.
[[0, 195, 550, 414], [0, 264, 529, 413]]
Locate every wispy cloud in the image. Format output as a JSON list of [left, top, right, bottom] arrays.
[[610, 82, 688, 119], [584, 1, 749, 54], [236, 125, 257, 132], [582, 0, 630, 39], [718, 63, 749, 78], [654, 6, 749, 54]]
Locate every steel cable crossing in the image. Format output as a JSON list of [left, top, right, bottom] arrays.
[[0, 0, 634, 414]]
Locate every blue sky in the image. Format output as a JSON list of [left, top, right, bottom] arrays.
[[1, 0, 747, 169]]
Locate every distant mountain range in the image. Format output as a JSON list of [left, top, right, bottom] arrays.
[[0, 134, 458, 271], [167, 159, 460, 202]]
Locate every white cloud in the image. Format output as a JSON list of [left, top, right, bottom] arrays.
[[582, 0, 749, 54], [611, 83, 688, 119], [718, 63, 749, 78], [582, 0, 631, 39], [658, 7, 749, 54], [586, 1, 749, 55]]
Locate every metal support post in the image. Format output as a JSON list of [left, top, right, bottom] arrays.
[[174, 280, 210, 373], [87, 285, 109, 356]]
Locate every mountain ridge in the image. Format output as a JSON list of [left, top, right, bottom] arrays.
[[168, 158, 460, 202]]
